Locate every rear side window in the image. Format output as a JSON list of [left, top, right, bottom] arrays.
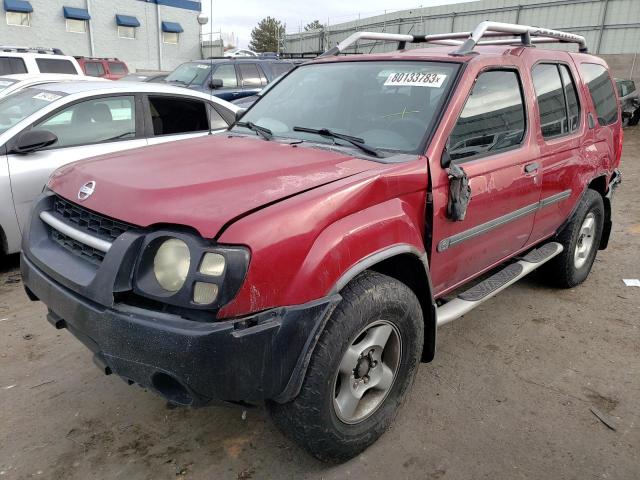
[[0, 57, 27, 75], [109, 62, 127, 75], [239, 63, 262, 87], [580, 63, 618, 126], [84, 62, 105, 77], [148, 96, 209, 136], [36, 58, 77, 74], [532, 63, 580, 138], [449, 70, 526, 161]]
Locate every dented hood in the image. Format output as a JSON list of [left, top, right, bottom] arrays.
[[48, 135, 376, 239]]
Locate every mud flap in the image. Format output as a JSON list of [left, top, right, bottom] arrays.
[[446, 163, 471, 221]]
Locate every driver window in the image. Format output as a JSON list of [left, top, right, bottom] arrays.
[[33, 96, 136, 148], [448, 70, 526, 161], [212, 64, 238, 88]]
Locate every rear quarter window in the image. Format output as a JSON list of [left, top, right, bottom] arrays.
[[36, 58, 78, 74], [108, 62, 127, 75], [580, 63, 618, 126], [0, 57, 27, 75]]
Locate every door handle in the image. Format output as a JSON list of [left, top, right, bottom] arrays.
[[524, 162, 539, 174]]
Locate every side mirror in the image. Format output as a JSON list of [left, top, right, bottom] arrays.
[[12, 130, 58, 154], [209, 78, 223, 90], [235, 108, 247, 122]]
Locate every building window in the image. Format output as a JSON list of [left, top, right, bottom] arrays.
[[163, 31, 179, 44], [66, 18, 87, 33], [6, 11, 30, 27], [118, 25, 135, 39]]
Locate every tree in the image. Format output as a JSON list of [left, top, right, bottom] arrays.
[[304, 20, 324, 31], [248, 17, 285, 53]]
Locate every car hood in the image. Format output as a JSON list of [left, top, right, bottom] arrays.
[[48, 135, 377, 239]]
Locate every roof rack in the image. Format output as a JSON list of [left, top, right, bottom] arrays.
[[74, 56, 121, 61], [0, 46, 65, 55], [318, 21, 588, 58]]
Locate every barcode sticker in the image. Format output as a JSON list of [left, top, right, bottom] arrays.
[[33, 92, 62, 102], [384, 72, 447, 88]]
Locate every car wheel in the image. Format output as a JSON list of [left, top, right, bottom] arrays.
[[628, 108, 640, 126], [268, 271, 424, 462], [542, 189, 604, 288]]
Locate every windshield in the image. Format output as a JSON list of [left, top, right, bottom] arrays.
[[0, 77, 18, 93], [0, 88, 67, 134], [166, 62, 211, 85], [235, 61, 459, 154]]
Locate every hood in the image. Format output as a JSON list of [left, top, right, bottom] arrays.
[[48, 135, 376, 239]]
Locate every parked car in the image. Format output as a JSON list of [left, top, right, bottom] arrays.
[[0, 46, 82, 75], [21, 22, 622, 462], [75, 57, 129, 80], [165, 59, 295, 101], [231, 72, 286, 108], [119, 72, 169, 83], [0, 81, 238, 255], [0, 73, 105, 98], [615, 78, 640, 126], [223, 48, 258, 58], [259, 52, 279, 59]]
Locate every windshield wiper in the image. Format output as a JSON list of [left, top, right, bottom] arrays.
[[292, 126, 379, 157], [236, 121, 272, 141]]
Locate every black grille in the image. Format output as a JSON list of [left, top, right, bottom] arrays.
[[52, 195, 134, 242], [48, 195, 135, 264]]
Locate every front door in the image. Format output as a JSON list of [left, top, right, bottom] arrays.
[[430, 68, 541, 296]]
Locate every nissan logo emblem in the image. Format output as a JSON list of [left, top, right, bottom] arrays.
[[78, 181, 96, 201]]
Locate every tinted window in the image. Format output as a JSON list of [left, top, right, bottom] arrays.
[[36, 58, 77, 74], [148, 96, 209, 136], [271, 63, 294, 78], [34, 96, 136, 148], [449, 70, 525, 160], [84, 62, 105, 77], [239, 63, 262, 87], [109, 62, 127, 75], [560, 65, 580, 133], [0, 57, 27, 75], [581, 63, 618, 126], [532, 64, 576, 138], [212, 64, 237, 88]]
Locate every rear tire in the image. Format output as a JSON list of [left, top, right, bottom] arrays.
[[268, 271, 424, 463], [542, 189, 604, 288], [628, 108, 640, 126]]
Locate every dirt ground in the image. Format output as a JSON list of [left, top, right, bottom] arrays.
[[1, 130, 639, 480]]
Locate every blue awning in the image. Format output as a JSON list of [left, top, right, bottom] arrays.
[[63, 6, 90, 20], [116, 14, 140, 27], [4, 0, 33, 13], [161, 21, 183, 33]]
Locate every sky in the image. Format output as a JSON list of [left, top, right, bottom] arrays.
[[200, 0, 474, 48]]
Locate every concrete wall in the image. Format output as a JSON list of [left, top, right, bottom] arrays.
[[285, 0, 640, 56], [0, 0, 202, 72]]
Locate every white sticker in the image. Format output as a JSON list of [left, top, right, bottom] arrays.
[[384, 72, 447, 88], [196, 64, 210, 69], [33, 92, 62, 102]]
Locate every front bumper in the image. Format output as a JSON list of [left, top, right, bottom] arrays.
[[22, 253, 339, 406]]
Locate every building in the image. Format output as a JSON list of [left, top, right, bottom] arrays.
[[284, 0, 640, 81], [0, 0, 203, 72]]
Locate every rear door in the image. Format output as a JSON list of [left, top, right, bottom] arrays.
[[8, 94, 145, 231], [238, 62, 265, 97], [430, 67, 542, 295], [144, 94, 228, 146]]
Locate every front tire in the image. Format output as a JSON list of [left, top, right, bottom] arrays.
[[542, 189, 604, 288], [268, 271, 424, 462]]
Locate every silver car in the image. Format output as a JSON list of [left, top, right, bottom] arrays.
[[0, 81, 238, 256]]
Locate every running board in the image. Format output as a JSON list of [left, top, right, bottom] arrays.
[[436, 242, 563, 327]]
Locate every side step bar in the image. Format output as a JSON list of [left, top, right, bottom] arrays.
[[436, 242, 563, 327]]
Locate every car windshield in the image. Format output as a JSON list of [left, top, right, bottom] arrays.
[[0, 88, 67, 134], [0, 77, 18, 93], [166, 63, 211, 85], [234, 61, 460, 155]]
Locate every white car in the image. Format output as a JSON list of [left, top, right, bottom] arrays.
[[0, 81, 239, 256], [223, 48, 258, 58], [0, 47, 83, 75], [0, 74, 104, 98]]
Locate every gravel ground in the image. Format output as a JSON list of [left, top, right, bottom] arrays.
[[1, 130, 639, 480]]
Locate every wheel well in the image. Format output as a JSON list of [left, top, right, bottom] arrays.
[[367, 253, 437, 363], [587, 175, 611, 249]]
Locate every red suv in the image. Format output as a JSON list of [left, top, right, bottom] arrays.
[[22, 22, 622, 462], [75, 56, 129, 80]]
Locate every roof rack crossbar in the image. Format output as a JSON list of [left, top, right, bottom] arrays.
[[0, 45, 65, 55], [318, 21, 588, 58]]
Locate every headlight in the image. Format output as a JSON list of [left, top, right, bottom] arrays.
[[153, 238, 191, 292]]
